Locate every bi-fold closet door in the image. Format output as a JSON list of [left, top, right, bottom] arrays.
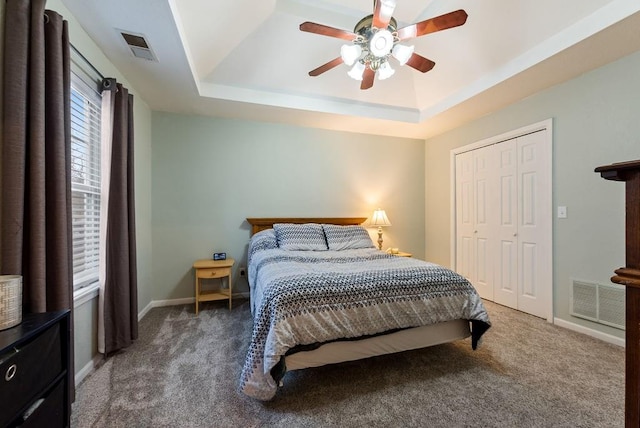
[[455, 129, 551, 319]]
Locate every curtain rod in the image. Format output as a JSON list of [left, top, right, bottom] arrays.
[[70, 43, 104, 81]]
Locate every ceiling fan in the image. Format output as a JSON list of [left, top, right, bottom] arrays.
[[299, 0, 468, 90]]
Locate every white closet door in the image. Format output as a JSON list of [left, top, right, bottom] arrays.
[[472, 146, 494, 299], [456, 151, 475, 283], [516, 130, 551, 318], [453, 121, 552, 320], [494, 139, 518, 308]]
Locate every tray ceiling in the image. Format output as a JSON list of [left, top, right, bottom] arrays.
[[61, 0, 640, 138]]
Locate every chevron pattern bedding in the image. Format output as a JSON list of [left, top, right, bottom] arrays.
[[241, 243, 491, 400]]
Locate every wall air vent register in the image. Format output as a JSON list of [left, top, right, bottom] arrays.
[[571, 279, 625, 330]]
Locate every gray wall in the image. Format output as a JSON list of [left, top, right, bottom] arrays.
[[425, 49, 640, 340], [151, 112, 425, 300]]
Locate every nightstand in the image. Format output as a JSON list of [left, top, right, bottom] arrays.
[[193, 258, 235, 314], [395, 251, 413, 257]]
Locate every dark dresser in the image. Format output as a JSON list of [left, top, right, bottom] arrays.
[[0, 310, 71, 428]]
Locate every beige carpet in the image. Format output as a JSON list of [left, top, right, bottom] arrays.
[[72, 300, 624, 427]]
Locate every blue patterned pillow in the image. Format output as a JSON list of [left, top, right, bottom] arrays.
[[248, 229, 278, 266], [273, 223, 328, 251], [322, 224, 375, 250]]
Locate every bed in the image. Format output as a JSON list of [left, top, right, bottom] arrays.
[[240, 217, 491, 401]]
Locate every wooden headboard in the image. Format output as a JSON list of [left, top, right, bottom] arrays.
[[246, 217, 368, 235]]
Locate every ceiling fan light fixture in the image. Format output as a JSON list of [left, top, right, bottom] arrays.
[[392, 44, 414, 66], [340, 44, 362, 66], [369, 29, 393, 57], [377, 61, 395, 80], [301, 4, 468, 90], [347, 62, 366, 81]]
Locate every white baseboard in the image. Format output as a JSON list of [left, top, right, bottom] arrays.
[[75, 354, 104, 386], [138, 297, 194, 320], [554, 317, 625, 347], [138, 293, 250, 320]]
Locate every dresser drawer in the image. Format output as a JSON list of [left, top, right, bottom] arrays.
[[0, 323, 62, 427], [196, 267, 231, 279], [19, 377, 65, 428]]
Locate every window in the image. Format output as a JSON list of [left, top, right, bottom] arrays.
[[70, 72, 102, 291]]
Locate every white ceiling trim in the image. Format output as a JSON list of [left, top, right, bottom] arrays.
[[198, 82, 421, 123], [167, 0, 201, 94], [418, 0, 640, 122]]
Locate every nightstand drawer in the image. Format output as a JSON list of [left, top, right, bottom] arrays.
[[196, 267, 231, 279], [0, 323, 62, 427]]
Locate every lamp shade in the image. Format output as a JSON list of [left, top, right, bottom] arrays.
[[377, 61, 395, 80], [340, 44, 362, 66], [371, 208, 392, 226], [392, 44, 414, 66], [347, 61, 366, 81], [379, 0, 397, 20]]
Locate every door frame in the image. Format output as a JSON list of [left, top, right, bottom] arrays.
[[449, 118, 553, 321]]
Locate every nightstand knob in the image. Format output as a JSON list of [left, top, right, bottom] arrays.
[[5, 363, 17, 381]]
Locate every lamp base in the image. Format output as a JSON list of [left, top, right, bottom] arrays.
[[377, 227, 383, 250]]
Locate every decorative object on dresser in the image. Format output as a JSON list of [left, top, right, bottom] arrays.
[[370, 208, 391, 250], [193, 258, 235, 314], [0, 310, 71, 427], [0, 275, 22, 331], [595, 159, 640, 427]]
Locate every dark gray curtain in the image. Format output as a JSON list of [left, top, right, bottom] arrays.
[[1, 0, 73, 396], [1, 0, 72, 316], [103, 82, 138, 354]]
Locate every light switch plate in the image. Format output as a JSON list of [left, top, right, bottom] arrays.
[[557, 206, 567, 218]]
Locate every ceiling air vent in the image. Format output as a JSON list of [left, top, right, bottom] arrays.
[[120, 31, 157, 62]]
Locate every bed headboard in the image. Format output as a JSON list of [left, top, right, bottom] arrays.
[[246, 217, 368, 235]]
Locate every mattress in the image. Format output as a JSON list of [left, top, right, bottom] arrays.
[[285, 319, 471, 370]]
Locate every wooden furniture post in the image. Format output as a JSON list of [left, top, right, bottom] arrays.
[[595, 159, 640, 427]]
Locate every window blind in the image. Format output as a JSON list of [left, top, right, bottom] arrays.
[[70, 72, 102, 290]]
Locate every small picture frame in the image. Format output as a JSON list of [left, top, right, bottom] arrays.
[[213, 252, 226, 261]]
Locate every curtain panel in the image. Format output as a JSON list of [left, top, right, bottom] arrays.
[[98, 82, 138, 355], [1, 0, 74, 397]]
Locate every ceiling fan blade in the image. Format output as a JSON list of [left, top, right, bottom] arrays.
[[309, 57, 344, 77], [396, 9, 468, 40], [372, 0, 397, 29], [405, 53, 436, 73], [361, 68, 375, 90], [300, 22, 358, 41]]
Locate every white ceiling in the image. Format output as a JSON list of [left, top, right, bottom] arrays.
[[61, 0, 640, 139]]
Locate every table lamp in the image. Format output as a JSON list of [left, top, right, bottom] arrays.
[[371, 208, 392, 250]]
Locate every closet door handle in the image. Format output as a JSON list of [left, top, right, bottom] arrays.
[[513, 233, 518, 237]]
